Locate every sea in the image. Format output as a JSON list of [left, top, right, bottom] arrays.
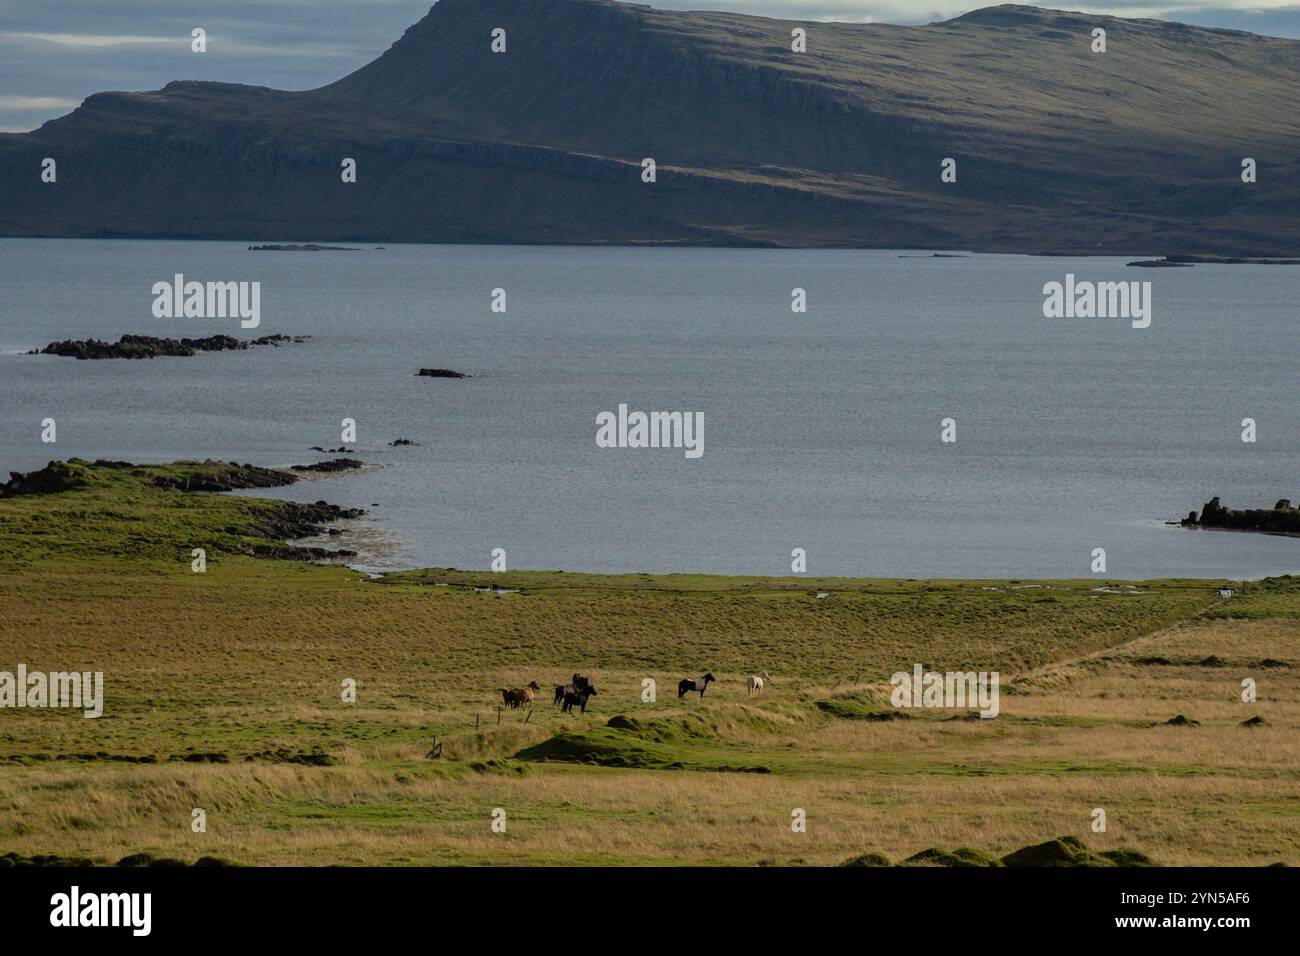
[[1, 238, 1296, 579]]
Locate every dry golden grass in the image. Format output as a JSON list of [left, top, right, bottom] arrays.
[[1, 567, 1295, 866], [1, 464, 1296, 866]]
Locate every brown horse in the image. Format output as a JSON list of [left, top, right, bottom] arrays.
[[516, 681, 541, 708], [503, 681, 541, 709]]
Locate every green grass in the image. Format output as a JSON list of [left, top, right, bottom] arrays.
[[0, 459, 1295, 866]]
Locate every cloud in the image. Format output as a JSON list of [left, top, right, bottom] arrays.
[[6, 32, 177, 47], [0, 95, 82, 110]]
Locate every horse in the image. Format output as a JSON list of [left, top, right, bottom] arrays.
[[747, 671, 772, 697], [502, 681, 540, 709], [678, 673, 716, 699], [557, 673, 591, 704], [514, 681, 541, 708], [561, 685, 597, 714]]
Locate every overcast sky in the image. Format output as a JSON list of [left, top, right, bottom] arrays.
[[3, 0, 1299, 131]]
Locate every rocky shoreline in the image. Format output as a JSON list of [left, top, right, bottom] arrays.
[[0, 457, 366, 561], [1181, 496, 1300, 535], [34, 334, 308, 360], [1129, 255, 1300, 267]]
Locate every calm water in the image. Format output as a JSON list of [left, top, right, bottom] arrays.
[[1, 238, 1296, 579]]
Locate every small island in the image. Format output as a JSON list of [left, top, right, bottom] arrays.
[[248, 244, 360, 252], [34, 334, 307, 360], [1181, 496, 1300, 535]]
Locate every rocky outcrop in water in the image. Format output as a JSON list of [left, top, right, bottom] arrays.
[[245, 499, 365, 551], [0, 461, 98, 496], [36, 334, 305, 359], [290, 459, 365, 474], [248, 244, 357, 251], [251, 334, 309, 346], [1182, 497, 1300, 534]]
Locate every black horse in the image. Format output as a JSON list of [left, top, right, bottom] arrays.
[[556, 673, 592, 705], [561, 685, 598, 714], [678, 673, 716, 699]]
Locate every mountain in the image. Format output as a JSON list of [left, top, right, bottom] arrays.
[[1, 0, 1297, 253]]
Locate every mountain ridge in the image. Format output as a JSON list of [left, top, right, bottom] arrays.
[[1, 1, 1297, 253]]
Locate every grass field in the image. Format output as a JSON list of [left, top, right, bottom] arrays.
[[1, 460, 1296, 866]]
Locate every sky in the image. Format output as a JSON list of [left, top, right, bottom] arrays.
[[3, 0, 1299, 131]]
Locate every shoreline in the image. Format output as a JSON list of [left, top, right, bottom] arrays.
[[5, 234, 1283, 259], [5, 456, 1296, 583]]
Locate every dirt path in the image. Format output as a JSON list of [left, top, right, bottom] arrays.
[[1011, 593, 1229, 689]]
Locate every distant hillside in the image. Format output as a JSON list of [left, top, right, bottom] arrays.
[[1, 0, 1297, 252]]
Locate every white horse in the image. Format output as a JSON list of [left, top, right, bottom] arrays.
[[747, 671, 772, 697]]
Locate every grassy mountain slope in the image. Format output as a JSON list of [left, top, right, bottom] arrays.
[[0, 1, 1296, 251]]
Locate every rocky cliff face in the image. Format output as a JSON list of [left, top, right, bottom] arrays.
[[1, 1, 1297, 252]]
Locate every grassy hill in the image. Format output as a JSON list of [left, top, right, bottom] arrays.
[[0, 1, 1297, 252]]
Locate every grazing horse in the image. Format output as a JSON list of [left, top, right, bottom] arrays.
[[514, 680, 542, 708], [561, 685, 597, 714], [678, 673, 716, 699], [502, 681, 541, 709], [557, 673, 592, 704], [747, 671, 772, 697]]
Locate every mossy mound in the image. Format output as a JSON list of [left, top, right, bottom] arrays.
[[903, 846, 1003, 867], [1001, 836, 1153, 867], [0, 851, 96, 867], [841, 837, 1153, 868], [243, 748, 337, 766], [816, 699, 912, 721], [516, 714, 772, 772], [117, 852, 236, 867], [516, 727, 681, 769], [467, 758, 529, 775], [116, 853, 188, 867], [840, 852, 893, 867]]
